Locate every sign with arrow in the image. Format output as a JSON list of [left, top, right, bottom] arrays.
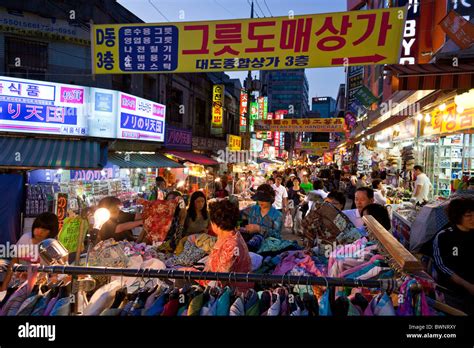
[[92, 7, 407, 74]]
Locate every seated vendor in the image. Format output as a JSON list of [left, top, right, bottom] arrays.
[[199, 200, 252, 291], [97, 197, 143, 242], [184, 191, 210, 236], [432, 197, 474, 315], [241, 184, 283, 240]]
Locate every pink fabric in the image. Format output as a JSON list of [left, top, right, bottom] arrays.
[[272, 251, 324, 277], [340, 255, 385, 278], [327, 238, 371, 270]]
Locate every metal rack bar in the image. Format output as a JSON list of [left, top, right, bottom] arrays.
[[11, 264, 394, 290]]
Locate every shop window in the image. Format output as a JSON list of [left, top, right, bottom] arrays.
[[195, 98, 207, 124], [6, 37, 48, 80], [112, 74, 131, 94], [168, 88, 184, 122], [143, 75, 157, 101]]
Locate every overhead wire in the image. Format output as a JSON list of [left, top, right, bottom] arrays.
[[213, 0, 235, 17], [263, 0, 274, 17], [254, 0, 267, 17], [148, 0, 171, 22]]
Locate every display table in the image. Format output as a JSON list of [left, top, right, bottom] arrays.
[[392, 210, 414, 249]]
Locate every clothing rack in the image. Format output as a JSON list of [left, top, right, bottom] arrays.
[[10, 264, 397, 291]]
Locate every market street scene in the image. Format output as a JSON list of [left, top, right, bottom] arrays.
[[0, 0, 473, 345]]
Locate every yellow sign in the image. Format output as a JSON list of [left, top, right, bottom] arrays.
[[300, 142, 330, 156], [228, 135, 242, 151], [212, 85, 224, 131], [424, 103, 474, 136], [254, 118, 345, 132], [91, 7, 406, 74]]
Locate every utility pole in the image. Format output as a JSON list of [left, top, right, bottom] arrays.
[[244, 0, 254, 151]]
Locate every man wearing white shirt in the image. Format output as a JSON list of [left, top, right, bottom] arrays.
[[343, 187, 375, 228], [272, 175, 288, 213], [412, 165, 432, 204], [372, 179, 387, 205]]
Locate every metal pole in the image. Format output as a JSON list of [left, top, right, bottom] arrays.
[[244, 0, 255, 151], [9, 264, 388, 289]]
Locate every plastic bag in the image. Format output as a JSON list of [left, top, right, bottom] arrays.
[[284, 212, 293, 229]]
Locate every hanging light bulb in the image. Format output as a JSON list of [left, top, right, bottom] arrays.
[[439, 103, 446, 111], [136, 168, 141, 173], [424, 113, 431, 123], [57, 168, 63, 175], [416, 113, 423, 121], [125, 169, 131, 175], [361, 137, 366, 141], [456, 105, 464, 114]]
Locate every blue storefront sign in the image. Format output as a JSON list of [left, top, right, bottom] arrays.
[[0, 76, 87, 136], [165, 126, 192, 151]]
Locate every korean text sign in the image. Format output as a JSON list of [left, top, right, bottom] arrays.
[[92, 7, 406, 74], [118, 92, 166, 142], [212, 85, 224, 132], [0, 76, 88, 136], [254, 118, 345, 132], [227, 134, 242, 151], [165, 126, 192, 150]]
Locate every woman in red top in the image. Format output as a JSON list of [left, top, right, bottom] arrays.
[[200, 200, 252, 291]]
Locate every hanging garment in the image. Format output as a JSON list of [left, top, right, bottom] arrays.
[[200, 294, 217, 316], [31, 291, 53, 316], [364, 292, 396, 316], [83, 280, 121, 316], [259, 290, 272, 315], [129, 291, 152, 316], [43, 295, 59, 317], [265, 292, 281, 316], [188, 291, 205, 316], [144, 286, 163, 312], [49, 296, 71, 316], [319, 290, 332, 316], [397, 278, 434, 316], [143, 292, 167, 316], [229, 295, 245, 316], [162, 297, 180, 316], [16, 292, 42, 316], [216, 287, 231, 316], [244, 289, 259, 316], [1, 283, 29, 316]]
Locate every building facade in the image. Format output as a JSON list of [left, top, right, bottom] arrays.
[[260, 69, 309, 118]]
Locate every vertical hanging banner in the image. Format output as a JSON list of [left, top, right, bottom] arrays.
[[211, 84, 224, 135], [249, 101, 258, 133], [91, 7, 407, 74], [257, 96, 265, 140], [239, 89, 248, 133], [55, 193, 68, 232], [266, 112, 273, 140]]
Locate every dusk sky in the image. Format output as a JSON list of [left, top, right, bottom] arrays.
[[117, 0, 347, 101]]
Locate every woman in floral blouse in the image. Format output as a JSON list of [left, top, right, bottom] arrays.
[[200, 200, 252, 291]]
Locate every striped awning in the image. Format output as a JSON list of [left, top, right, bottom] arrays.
[[386, 62, 474, 90], [165, 150, 219, 166], [108, 152, 183, 169], [0, 137, 107, 169]]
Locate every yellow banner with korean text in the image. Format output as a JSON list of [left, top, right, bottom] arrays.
[[423, 103, 474, 136], [300, 142, 330, 156], [91, 7, 406, 74], [228, 134, 242, 151], [254, 118, 345, 132], [212, 85, 224, 131]]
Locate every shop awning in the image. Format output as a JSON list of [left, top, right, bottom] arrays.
[[386, 62, 474, 90], [165, 150, 218, 166], [108, 152, 183, 169], [0, 137, 107, 169]]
